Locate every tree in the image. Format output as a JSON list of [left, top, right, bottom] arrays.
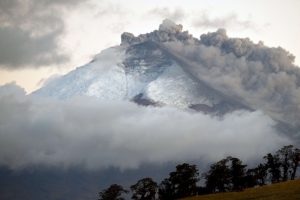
[[263, 145, 299, 182], [229, 157, 247, 191], [277, 145, 293, 181], [158, 178, 175, 200], [264, 153, 282, 183], [254, 163, 268, 186], [290, 147, 300, 180], [98, 184, 129, 200], [243, 168, 256, 188], [204, 157, 247, 193], [204, 158, 231, 193], [130, 178, 157, 200], [158, 163, 199, 199]]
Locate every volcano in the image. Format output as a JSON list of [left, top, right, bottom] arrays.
[[34, 19, 300, 136], [35, 41, 249, 115]]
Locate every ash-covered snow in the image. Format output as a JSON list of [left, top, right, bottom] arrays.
[[34, 42, 222, 109], [145, 64, 213, 108]]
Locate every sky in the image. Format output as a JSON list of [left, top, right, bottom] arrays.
[[0, 0, 300, 93], [0, 0, 299, 171]]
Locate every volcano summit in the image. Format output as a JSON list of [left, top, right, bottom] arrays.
[[35, 19, 300, 132]]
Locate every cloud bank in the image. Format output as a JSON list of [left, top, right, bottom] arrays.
[[0, 83, 291, 171]]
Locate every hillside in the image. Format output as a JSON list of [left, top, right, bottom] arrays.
[[184, 178, 300, 200]]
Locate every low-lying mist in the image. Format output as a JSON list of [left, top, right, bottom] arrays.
[[0, 83, 291, 171]]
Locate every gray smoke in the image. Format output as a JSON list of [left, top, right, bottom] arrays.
[[121, 20, 300, 126], [121, 19, 198, 46], [0, 83, 291, 170]]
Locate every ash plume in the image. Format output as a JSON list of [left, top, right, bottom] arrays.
[[121, 19, 300, 126], [121, 19, 198, 46]]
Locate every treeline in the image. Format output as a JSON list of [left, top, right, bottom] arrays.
[[98, 145, 300, 200]]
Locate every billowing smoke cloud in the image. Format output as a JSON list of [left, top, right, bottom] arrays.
[[121, 19, 300, 126], [0, 0, 89, 69], [121, 19, 197, 46], [0, 83, 291, 171]]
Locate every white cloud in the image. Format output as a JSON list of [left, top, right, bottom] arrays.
[[0, 83, 291, 171]]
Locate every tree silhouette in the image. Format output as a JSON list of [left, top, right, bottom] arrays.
[[277, 145, 293, 181], [229, 157, 247, 191], [158, 163, 199, 199], [254, 163, 268, 186], [264, 153, 282, 183], [290, 147, 300, 180], [204, 158, 231, 193], [158, 178, 175, 200], [98, 184, 129, 200], [204, 157, 247, 193], [130, 178, 157, 200], [243, 168, 256, 188]]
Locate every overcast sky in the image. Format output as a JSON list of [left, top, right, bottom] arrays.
[[0, 0, 299, 93]]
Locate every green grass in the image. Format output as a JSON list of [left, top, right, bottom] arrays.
[[184, 179, 300, 200]]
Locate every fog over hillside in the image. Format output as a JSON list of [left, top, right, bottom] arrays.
[[0, 83, 291, 170]]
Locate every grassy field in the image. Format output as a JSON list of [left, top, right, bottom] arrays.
[[184, 178, 300, 200]]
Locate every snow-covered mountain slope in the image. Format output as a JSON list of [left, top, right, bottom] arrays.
[[34, 41, 248, 115], [33, 39, 300, 138], [33, 17, 300, 138], [34, 46, 128, 101]]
